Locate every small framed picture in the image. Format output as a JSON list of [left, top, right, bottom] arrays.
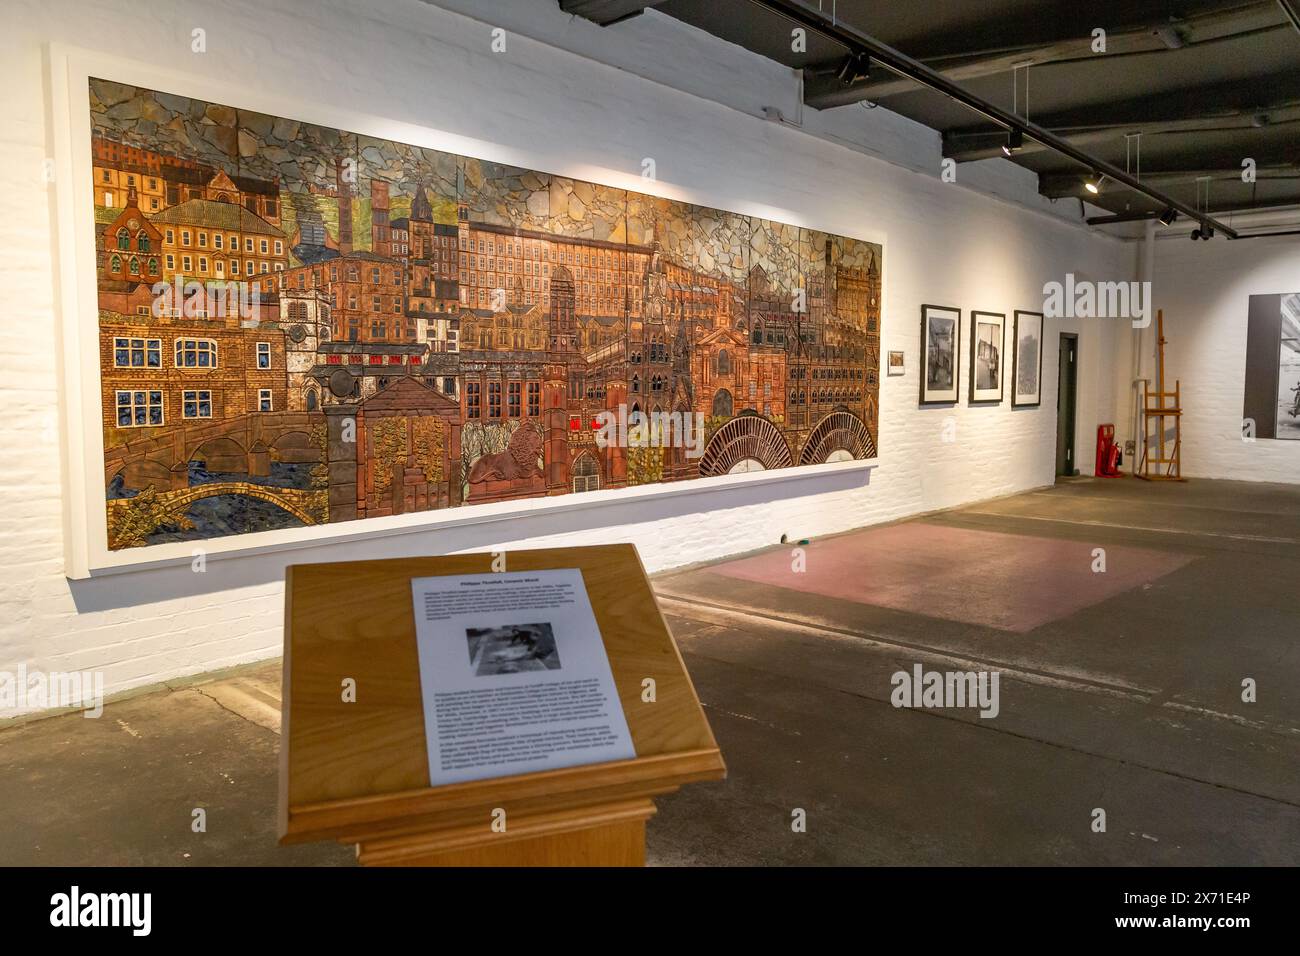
[[968, 311, 1006, 404], [1012, 310, 1044, 408], [887, 351, 905, 376], [920, 304, 961, 404]]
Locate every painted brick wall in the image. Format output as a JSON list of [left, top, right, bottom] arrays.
[[1146, 235, 1300, 483], [0, 0, 1133, 714]]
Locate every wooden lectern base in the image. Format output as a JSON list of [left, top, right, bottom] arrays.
[[355, 798, 655, 867], [278, 545, 725, 867]]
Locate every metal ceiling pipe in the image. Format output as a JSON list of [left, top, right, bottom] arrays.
[[748, 0, 1240, 238]]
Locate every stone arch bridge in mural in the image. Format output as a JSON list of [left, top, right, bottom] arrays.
[[104, 411, 327, 491], [103, 411, 329, 548], [697, 409, 876, 477]]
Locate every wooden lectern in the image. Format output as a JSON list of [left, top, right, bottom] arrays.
[[278, 543, 725, 866]]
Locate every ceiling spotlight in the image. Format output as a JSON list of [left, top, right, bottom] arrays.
[[1158, 207, 1177, 226], [1084, 173, 1106, 195], [1001, 129, 1024, 157]]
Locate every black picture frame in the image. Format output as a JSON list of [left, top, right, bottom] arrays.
[[920, 304, 961, 405], [1011, 310, 1044, 408], [968, 310, 1006, 404]]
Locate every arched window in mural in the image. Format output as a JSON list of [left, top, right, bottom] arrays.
[[137, 231, 151, 252], [712, 388, 733, 418], [716, 349, 731, 375], [305, 389, 318, 412], [752, 321, 763, 346], [116, 228, 130, 250]]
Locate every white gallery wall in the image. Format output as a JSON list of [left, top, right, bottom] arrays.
[[1146, 235, 1300, 483], [0, 0, 1134, 712]]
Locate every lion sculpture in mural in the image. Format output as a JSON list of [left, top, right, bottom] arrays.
[[468, 425, 544, 484]]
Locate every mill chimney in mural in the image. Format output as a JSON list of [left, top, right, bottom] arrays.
[[371, 180, 390, 257], [335, 156, 353, 256]]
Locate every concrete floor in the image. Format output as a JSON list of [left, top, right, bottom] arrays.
[[2, 477, 1297, 865]]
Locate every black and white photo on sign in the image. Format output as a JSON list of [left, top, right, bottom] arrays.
[[969, 311, 1005, 403], [466, 623, 561, 675], [1012, 310, 1044, 407], [920, 305, 961, 404]]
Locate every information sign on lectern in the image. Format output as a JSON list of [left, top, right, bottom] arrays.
[[278, 544, 725, 866]]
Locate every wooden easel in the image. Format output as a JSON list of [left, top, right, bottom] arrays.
[[1137, 309, 1186, 481]]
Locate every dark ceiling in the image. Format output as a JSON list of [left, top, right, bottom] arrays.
[[562, 1, 1300, 223]]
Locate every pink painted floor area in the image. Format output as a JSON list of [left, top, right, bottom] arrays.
[[708, 523, 1195, 633]]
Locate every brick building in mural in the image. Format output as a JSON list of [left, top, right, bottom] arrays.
[[98, 314, 287, 460], [100, 187, 163, 285], [149, 198, 287, 290]]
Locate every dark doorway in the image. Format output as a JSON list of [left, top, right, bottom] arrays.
[[1056, 333, 1078, 476]]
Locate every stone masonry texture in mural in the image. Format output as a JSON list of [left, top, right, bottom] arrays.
[[90, 79, 881, 550]]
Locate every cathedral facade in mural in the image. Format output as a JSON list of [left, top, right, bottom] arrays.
[[90, 79, 881, 549]]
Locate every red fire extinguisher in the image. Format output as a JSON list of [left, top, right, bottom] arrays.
[[1096, 424, 1123, 477]]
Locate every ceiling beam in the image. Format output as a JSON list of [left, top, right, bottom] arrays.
[[942, 78, 1300, 161], [750, 0, 1241, 237], [1083, 209, 1300, 239], [558, 0, 668, 27], [804, 0, 1288, 108], [946, 118, 1300, 163], [1040, 164, 1300, 198]]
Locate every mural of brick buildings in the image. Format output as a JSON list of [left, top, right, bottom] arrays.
[[90, 78, 880, 550]]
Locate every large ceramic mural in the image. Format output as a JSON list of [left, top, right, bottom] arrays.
[[90, 78, 881, 550]]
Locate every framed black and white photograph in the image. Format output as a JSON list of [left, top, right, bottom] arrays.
[[1243, 293, 1300, 440], [887, 350, 906, 376], [968, 311, 1006, 404], [920, 305, 961, 404], [1012, 310, 1044, 408]]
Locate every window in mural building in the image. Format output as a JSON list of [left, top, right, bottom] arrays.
[[90, 77, 880, 551], [182, 390, 213, 419], [573, 454, 600, 493]]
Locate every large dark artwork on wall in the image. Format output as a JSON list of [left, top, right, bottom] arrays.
[[1244, 293, 1300, 441], [90, 79, 882, 550]]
